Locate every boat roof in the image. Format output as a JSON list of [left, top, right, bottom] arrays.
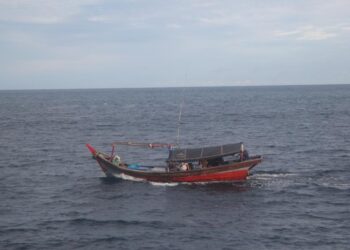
[[167, 143, 242, 162]]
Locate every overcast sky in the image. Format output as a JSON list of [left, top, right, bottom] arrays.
[[1, 0, 350, 89]]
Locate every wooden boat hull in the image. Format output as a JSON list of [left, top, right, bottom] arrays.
[[91, 149, 262, 183]]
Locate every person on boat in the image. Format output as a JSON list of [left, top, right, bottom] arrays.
[[167, 162, 176, 172], [188, 163, 193, 170], [180, 162, 189, 171], [112, 155, 121, 166], [243, 150, 249, 161], [199, 159, 208, 168], [208, 157, 223, 167]]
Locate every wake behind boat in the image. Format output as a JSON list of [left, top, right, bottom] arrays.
[[86, 141, 262, 183]]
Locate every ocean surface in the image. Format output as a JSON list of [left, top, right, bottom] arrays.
[[0, 85, 349, 249]]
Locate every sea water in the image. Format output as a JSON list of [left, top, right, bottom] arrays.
[[0, 85, 349, 249]]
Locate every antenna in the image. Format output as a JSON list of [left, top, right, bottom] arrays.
[[176, 69, 188, 147], [176, 89, 185, 147]]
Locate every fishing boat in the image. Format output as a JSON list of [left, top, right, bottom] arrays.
[[86, 141, 262, 183]]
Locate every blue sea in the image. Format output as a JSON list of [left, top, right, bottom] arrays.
[[0, 85, 349, 249]]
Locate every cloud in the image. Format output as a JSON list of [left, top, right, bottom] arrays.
[[1, 0, 350, 89], [6, 53, 119, 75], [0, 0, 101, 24], [87, 12, 160, 29], [275, 26, 338, 41], [167, 23, 182, 29], [198, 16, 239, 27], [88, 15, 114, 23]]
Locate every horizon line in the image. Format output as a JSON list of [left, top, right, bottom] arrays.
[[1, 82, 349, 91]]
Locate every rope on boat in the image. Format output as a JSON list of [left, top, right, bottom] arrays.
[[111, 141, 174, 149]]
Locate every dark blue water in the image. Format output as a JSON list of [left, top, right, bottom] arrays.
[[1, 85, 349, 249]]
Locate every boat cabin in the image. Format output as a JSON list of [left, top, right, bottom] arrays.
[[167, 142, 248, 171]]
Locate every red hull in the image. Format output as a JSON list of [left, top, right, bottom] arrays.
[[171, 169, 249, 182]]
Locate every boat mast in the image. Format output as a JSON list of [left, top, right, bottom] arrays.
[[176, 89, 185, 147]]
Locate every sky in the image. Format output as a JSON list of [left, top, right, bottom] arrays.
[[0, 0, 350, 90]]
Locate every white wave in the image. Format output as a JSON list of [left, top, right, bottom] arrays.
[[183, 180, 241, 185], [319, 182, 350, 190], [149, 182, 178, 187], [182, 181, 210, 185], [151, 180, 245, 186], [248, 173, 297, 180], [111, 173, 252, 186], [112, 173, 179, 186], [112, 173, 145, 182]]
